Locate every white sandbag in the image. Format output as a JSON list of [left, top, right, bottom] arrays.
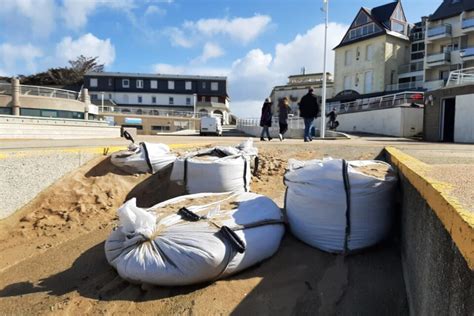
[[170, 139, 258, 193], [105, 192, 285, 286], [111, 142, 176, 174], [284, 158, 398, 253]]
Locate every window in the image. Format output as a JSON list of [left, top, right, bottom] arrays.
[[42, 110, 58, 118], [211, 96, 218, 103], [211, 82, 218, 91], [122, 79, 130, 88], [136, 80, 144, 88], [168, 80, 175, 89], [185, 81, 192, 90], [90, 78, 98, 87], [202, 81, 206, 89], [393, 5, 404, 21], [138, 96, 142, 103], [354, 12, 369, 26], [152, 125, 170, 131], [152, 96, 156, 104], [392, 21, 405, 34], [186, 97, 191, 105], [343, 76, 351, 90], [108, 93, 112, 99], [366, 44, 374, 61], [169, 97, 174, 105], [90, 94, 98, 100], [151, 80, 158, 89], [108, 78, 112, 86], [348, 23, 377, 40], [345, 50, 353, 66]]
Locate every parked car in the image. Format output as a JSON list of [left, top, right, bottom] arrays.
[[200, 116, 223, 136]]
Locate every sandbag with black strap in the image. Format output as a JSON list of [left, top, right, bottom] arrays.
[[284, 158, 397, 253], [104, 192, 285, 286]]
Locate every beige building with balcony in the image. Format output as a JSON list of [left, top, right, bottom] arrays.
[[424, 0, 474, 90], [333, 1, 410, 97]]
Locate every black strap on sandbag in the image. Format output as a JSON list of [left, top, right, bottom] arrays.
[[177, 207, 202, 221], [183, 158, 189, 187], [140, 142, 154, 173], [342, 159, 351, 254], [243, 158, 248, 192], [123, 130, 135, 143], [220, 226, 246, 254]]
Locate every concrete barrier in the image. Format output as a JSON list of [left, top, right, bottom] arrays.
[[384, 147, 473, 315], [0, 115, 120, 139]]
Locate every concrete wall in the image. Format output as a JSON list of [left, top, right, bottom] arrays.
[[0, 147, 123, 219], [454, 94, 474, 143], [0, 115, 120, 139], [336, 107, 423, 137], [385, 148, 474, 315]]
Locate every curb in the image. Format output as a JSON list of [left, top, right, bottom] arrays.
[[385, 146, 474, 270]]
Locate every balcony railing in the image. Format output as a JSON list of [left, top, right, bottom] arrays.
[[398, 61, 424, 74], [426, 52, 451, 64], [385, 81, 425, 92], [462, 17, 474, 29], [19, 85, 79, 100], [100, 105, 204, 118], [446, 67, 474, 87], [427, 24, 452, 38], [460, 47, 474, 59]]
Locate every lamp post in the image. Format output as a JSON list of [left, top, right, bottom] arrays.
[[193, 93, 197, 118], [320, 0, 329, 138], [101, 92, 104, 113]]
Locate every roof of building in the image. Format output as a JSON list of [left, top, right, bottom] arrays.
[[429, 0, 474, 21], [85, 71, 227, 81], [334, 0, 409, 50], [287, 72, 332, 78]]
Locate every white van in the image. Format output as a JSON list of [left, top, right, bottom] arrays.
[[200, 116, 223, 136]]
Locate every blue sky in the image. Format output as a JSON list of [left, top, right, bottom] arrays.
[[0, 0, 440, 116]]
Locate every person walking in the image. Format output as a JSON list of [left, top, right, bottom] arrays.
[[326, 107, 338, 130], [298, 88, 319, 142], [278, 96, 290, 141], [259, 97, 273, 141]]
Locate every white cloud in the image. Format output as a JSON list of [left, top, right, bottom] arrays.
[[61, 0, 136, 30], [154, 22, 348, 117], [166, 14, 271, 48], [193, 42, 224, 63], [145, 5, 166, 16], [152, 63, 228, 76], [0, 43, 43, 76], [0, 0, 56, 36], [55, 33, 116, 66]]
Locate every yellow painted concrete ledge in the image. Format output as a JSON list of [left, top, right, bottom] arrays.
[[385, 146, 474, 270]]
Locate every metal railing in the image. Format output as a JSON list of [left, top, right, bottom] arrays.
[[446, 67, 474, 87], [0, 83, 12, 95], [462, 17, 474, 29], [385, 81, 425, 92], [460, 47, 474, 59], [19, 85, 79, 100], [237, 116, 306, 130], [427, 24, 452, 38], [426, 52, 451, 64], [100, 105, 205, 118], [328, 92, 424, 114], [398, 61, 424, 74]]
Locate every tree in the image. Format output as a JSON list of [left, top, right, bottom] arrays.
[[13, 55, 104, 87]]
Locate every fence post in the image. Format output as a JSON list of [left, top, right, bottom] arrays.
[[11, 78, 21, 116]]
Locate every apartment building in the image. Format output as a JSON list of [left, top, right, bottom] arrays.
[[424, 0, 474, 90], [83, 72, 231, 123], [333, 0, 410, 98]]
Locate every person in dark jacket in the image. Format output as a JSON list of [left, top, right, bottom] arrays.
[[298, 88, 319, 142], [278, 96, 290, 141], [326, 107, 338, 130], [259, 97, 273, 141]]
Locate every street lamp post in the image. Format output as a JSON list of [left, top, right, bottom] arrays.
[[321, 0, 329, 138], [193, 93, 197, 118], [101, 92, 104, 113]]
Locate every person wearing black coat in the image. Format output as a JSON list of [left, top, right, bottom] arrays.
[[259, 97, 273, 141], [298, 88, 319, 142]]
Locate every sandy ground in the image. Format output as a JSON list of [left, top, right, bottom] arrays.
[[0, 142, 407, 315]]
